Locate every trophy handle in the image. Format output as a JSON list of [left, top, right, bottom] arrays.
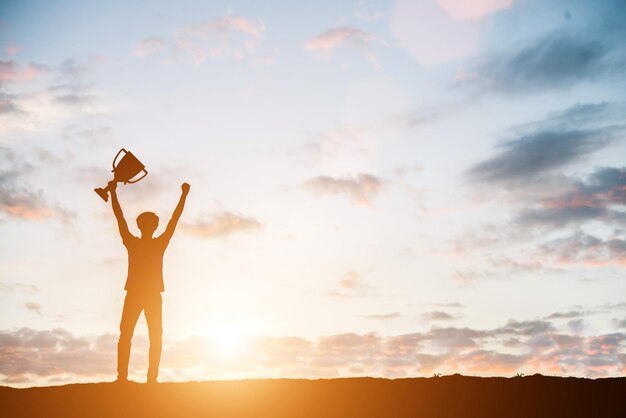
[[112, 148, 127, 171], [126, 169, 148, 184]]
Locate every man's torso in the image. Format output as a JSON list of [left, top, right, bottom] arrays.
[[123, 235, 169, 293]]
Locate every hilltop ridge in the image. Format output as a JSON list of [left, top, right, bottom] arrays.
[[2, 374, 624, 418]]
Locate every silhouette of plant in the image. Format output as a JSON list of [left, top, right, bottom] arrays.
[[433, 373, 442, 378]]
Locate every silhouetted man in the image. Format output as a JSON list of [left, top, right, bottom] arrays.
[[108, 180, 190, 383]]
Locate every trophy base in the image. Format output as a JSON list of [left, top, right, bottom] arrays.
[[94, 188, 109, 202]]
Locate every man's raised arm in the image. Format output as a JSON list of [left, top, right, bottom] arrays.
[[109, 181, 133, 243], [161, 183, 190, 242]]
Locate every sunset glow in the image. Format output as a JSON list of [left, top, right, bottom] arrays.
[[1, 0, 626, 387]]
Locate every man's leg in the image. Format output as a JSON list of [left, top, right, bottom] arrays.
[[117, 292, 142, 381], [144, 292, 163, 382]]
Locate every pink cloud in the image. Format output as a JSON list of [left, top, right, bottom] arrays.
[[539, 233, 626, 267], [304, 173, 386, 206], [181, 211, 262, 239], [0, 60, 47, 84], [174, 39, 207, 65], [0, 148, 75, 223], [304, 27, 379, 51], [133, 37, 166, 58], [329, 271, 372, 298], [183, 16, 265, 38], [2, 317, 625, 386], [135, 16, 266, 64], [543, 184, 626, 210], [0, 204, 55, 220], [304, 27, 384, 66], [254, 55, 274, 65], [5, 46, 21, 56]]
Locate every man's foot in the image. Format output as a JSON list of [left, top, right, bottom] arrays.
[[114, 376, 129, 384], [146, 378, 158, 385]]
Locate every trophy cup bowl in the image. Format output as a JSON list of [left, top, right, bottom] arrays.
[[94, 148, 148, 202]]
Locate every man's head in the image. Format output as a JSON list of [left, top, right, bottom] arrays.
[[137, 212, 159, 237]]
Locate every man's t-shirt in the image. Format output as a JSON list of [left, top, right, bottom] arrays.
[[123, 235, 170, 293]]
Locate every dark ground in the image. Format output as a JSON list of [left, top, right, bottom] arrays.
[[1, 374, 624, 418]]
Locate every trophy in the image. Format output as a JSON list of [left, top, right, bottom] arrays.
[[94, 148, 148, 202]]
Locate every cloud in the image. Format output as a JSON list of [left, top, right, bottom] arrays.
[[533, 102, 626, 129], [567, 319, 585, 332], [454, 166, 626, 278], [254, 55, 274, 66], [460, 31, 611, 94], [338, 270, 364, 290], [516, 206, 611, 230], [0, 92, 21, 114], [363, 312, 402, 320], [134, 16, 266, 65], [545, 310, 590, 320], [181, 211, 262, 239], [0, 180, 53, 220], [420, 311, 458, 322], [303, 124, 370, 165], [4, 46, 21, 56], [0, 147, 75, 222], [486, 257, 551, 274], [133, 37, 166, 58], [541, 166, 626, 210], [0, 60, 47, 86], [467, 103, 626, 187], [62, 124, 113, 145], [539, 233, 626, 267], [2, 317, 626, 385], [514, 165, 626, 231], [304, 173, 385, 206], [0, 58, 103, 135], [58, 58, 89, 79], [429, 302, 464, 308], [455, 350, 529, 374], [458, 104, 626, 266], [449, 254, 556, 284], [0, 282, 39, 293], [304, 27, 384, 66], [0, 328, 114, 384], [24, 302, 42, 316], [393, 164, 423, 178], [48, 59, 95, 107], [329, 270, 371, 298], [468, 129, 612, 185], [495, 319, 554, 336], [425, 327, 489, 349], [183, 15, 264, 38], [304, 27, 380, 51], [355, 10, 385, 22]]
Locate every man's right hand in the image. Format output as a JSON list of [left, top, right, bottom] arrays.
[[108, 180, 117, 191]]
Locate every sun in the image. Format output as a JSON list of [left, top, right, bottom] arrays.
[[214, 326, 241, 352], [209, 323, 246, 355], [202, 313, 265, 356]]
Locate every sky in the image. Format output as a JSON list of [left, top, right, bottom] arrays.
[[1, 0, 626, 386]]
